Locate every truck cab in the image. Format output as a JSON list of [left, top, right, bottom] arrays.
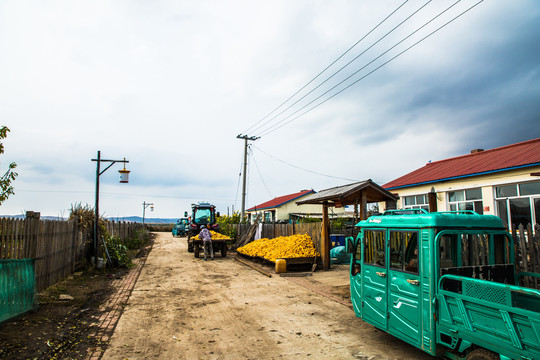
[[347, 210, 540, 360]]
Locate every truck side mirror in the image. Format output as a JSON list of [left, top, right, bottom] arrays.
[[216, 212, 220, 217], [345, 236, 354, 253]]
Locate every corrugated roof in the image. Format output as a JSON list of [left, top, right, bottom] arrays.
[[246, 189, 315, 211], [383, 138, 540, 190], [296, 179, 398, 205]]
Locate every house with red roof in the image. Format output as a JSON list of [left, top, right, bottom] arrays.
[[246, 189, 349, 223], [381, 138, 540, 232]]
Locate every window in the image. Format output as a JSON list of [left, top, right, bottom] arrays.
[[448, 188, 483, 214], [438, 233, 511, 268], [403, 194, 428, 210], [263, 211, 274, 223], [363, 230, 385, 267], [389, 231, 418, 274], [495, 181, 540, 231]]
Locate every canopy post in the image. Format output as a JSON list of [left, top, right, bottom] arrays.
[[321, 202, 330, 270]]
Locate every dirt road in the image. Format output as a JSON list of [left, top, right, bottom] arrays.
[[103, 232, 432, 360]]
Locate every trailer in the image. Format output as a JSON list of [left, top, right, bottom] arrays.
[[347, 209, 540, 360], [192, 236, 230, 258]]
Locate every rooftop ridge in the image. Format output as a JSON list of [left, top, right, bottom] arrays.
[[425, 137, 540, 166]]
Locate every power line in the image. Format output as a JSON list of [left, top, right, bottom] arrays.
[[234, 153, 244, 209], [241, 0, 410, 136], [250, 147, 273, 198], [258, 0, 480, 137], [250, 0, 433, 137], [252, 145, 360, 182], [15, 189, 237, 201]]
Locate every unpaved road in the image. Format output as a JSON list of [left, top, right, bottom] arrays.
[[103, 232, 433, 360]]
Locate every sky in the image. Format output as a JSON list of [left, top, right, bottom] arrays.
[[1, 0, 539, 219]]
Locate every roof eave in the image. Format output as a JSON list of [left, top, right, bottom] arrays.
[[385, 163, 540, 191]]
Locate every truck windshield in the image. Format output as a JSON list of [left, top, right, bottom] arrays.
[[194, 208, 212, 224]]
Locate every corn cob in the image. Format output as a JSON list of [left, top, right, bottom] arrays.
[[191, 230, 230, 240], [237, 234, 320, 262]]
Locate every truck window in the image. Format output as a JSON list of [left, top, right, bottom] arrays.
[[194, 209, 212, 223], [439, 232, 514, 285], [364, 230, 385, 267], [389, 231, 418, 274]]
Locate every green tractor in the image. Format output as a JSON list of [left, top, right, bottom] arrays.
[[186, 202, 220, 253]]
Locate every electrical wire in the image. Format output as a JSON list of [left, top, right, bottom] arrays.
[[14, 189, 237, 201], [234, 151, 244, 209], [258, 0, 481, 137], [249, 148, 273, 198], [249, 0, 433, 137], [242, 0, 410, 137], [252, 145, 360, 182]]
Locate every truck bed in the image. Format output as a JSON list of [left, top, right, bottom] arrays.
[[437, 274, 540, 359]]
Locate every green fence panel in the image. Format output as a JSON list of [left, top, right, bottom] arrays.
[[0, 259, 37, 324]]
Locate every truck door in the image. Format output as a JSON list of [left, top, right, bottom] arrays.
[[361, 229, 388, 330], [349, 235, 362, 318], [387, 231, 422, 348]]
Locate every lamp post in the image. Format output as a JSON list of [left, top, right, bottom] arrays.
[[91, 151, 130, 261], [142, 201, 154, 225]]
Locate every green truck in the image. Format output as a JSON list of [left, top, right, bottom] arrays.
[[347, 210, 539, 360], [172, 218, 189, 237]]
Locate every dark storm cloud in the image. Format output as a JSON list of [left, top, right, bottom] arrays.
[[341, 2, 540, 153]]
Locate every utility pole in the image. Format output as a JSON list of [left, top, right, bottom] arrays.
[[236, 134, 259, 220]]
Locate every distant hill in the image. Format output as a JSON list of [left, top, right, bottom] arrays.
[[107, 216, 178, 224], [0, 215, 178, 224]]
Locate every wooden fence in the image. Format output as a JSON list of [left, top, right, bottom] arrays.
[[0, 212, 143, 292], [512, 223, 540, 288]]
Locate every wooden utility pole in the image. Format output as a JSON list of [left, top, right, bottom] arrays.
[[237, 134, 259, 220]]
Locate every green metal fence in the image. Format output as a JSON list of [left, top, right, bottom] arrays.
[[0, 259, 37, 324]]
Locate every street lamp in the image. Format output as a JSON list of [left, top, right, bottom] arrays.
[[91, 151, 130, 261], [142, 201, 154, 225]]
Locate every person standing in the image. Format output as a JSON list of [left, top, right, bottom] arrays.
[[199, 224, 214, 260]]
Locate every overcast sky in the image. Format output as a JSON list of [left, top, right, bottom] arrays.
[[1, 0, 539, 219]]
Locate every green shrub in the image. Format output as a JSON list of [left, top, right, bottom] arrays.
[[104, 235, 131, 268], [124, 228, 150, 250]]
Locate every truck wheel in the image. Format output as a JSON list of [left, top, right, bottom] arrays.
[[187, 240, 194, 253], [194, 243, 200, 258], [221, 243, 228, 257], [466, 349, 499, 360]]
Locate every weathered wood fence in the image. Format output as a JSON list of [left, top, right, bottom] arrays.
[[512, 223, 540, 288], [0, 212, 143, 292]]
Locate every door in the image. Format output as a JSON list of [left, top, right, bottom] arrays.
[[361, 229, 388, 330], [349, 235, 362, 318], [387, 231, 422, 347]]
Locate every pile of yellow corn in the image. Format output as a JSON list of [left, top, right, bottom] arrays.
[[237, 234, 320, 262], [191, 230, 230, 240]]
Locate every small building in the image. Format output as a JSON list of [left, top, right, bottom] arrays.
[[246, 189, 350, 223], [381, 137, 540, 233]]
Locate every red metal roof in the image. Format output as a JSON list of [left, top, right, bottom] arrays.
[[247, 189, 315, 211], [384, 138, 540, 190]]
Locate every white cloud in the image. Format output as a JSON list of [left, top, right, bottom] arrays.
[[1, 0, 539, 217]]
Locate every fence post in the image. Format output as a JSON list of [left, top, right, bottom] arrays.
[[25, 211, 40, 259]]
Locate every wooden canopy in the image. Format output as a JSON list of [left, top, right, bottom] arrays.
[[296, 179, 397, 208], [296, 180, 398, 270]]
